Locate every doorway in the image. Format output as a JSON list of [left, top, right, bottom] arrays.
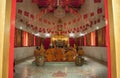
[[0, 0, 117, 78]]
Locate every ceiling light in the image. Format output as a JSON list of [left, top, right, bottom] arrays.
[[20, 26, 22, 29], [35, 33, 40, 36], [32, 32, 34, 35], [96, 27, 99, 29], [80, 33, 84, 36], [69, 33, 74, 37], [45, 33, 50, 37]]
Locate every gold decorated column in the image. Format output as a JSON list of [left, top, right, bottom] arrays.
[[108, 0, 120, 78], [111, 0, 120, 78], [0, 0, 12, 78], [0, 0, 6, 77]]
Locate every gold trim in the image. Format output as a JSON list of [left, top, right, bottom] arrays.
[[110, 0, 120, 78], [0, 0, 12, 78], [107, 0, 117, 78]]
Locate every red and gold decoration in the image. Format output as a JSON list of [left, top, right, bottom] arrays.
[[17, 0, 23, 2], [22, 31, 28, 46], [14, 28, 23, 47], [15, 0, 106, 48]]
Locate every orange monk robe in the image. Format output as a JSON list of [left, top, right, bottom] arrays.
[[34, 50, 40, 62], [55, 48, 64, 61], [34, 50, 40, 56], [45, 48, 54, 62], [51, 48, 56, 60], [65, 51, 74, 61], [39, 48, 45, 56], [78, 49, 84, 56], [71, 48, 77, 56]]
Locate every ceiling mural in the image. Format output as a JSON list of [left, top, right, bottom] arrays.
[[16, 0, 105, 37]]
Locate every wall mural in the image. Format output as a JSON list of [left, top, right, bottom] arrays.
[[14, 27, 42, 47], [78, 27, 106, 47], [86, 33, 91, 46], [28, 33, 34, 46], [96, 27, 106, 46], [78, 37, 84, 46], [14, 28, 22, 47], [35, 36, 41, 46]]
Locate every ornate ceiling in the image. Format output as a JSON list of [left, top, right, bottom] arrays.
[[16, 0, 105, 37], [37, 0, 83, 8]]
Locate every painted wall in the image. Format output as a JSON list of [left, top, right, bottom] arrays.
[[82, 46, 107, 62], [14, 47, 36, 61]]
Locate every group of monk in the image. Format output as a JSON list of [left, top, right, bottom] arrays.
[[45, 46, 78, 62], [45, 48, 64, 61], [34, 45, 85, 64]]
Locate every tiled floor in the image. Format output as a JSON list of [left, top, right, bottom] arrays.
[[14, 57, 108, 78]]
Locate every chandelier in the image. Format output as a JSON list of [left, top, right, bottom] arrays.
[[54, 0, 65, 18]]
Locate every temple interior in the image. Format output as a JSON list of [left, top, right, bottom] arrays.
[[14, 0, 108, 78]]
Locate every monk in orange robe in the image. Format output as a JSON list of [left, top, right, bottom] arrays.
[[64, 47, 76, 61], [64, 50, 74, 61], [45, 48, 55, 62], [55, 48, 64, 61], [34, 47, 41, 65], [34, 45, 46, 66], [78, 48, 84, 56]]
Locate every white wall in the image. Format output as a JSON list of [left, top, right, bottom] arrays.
[[14, 47, 36, 61], [82, 46, 107, 62]]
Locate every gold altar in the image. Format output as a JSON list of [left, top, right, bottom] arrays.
[[51, 35, 69, 48]]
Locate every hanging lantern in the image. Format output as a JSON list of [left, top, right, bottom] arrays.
[[73, 19, 76, 23], [83, 14, 88, 19], [18, 9, 22, 15], [97, 18, 100, 23], [68, 21, 71, 25], [48, 5, 53, 12], [64, 22, 67, 26], [24, 11, 29, 17], [52, 22, 55, 25], [90, 12, 94, 17], [43, 19, 48, 23], [30, 14, 34, 19], [77, 17, 80, 22]]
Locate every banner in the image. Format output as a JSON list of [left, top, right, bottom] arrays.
[[94, 0, 101, 3], [24, 11, 29, 17], [97, 8, 102, 14], [32, 0, 38, 3], [17, 0, 23, 2], [18, 9, 22, 14]]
